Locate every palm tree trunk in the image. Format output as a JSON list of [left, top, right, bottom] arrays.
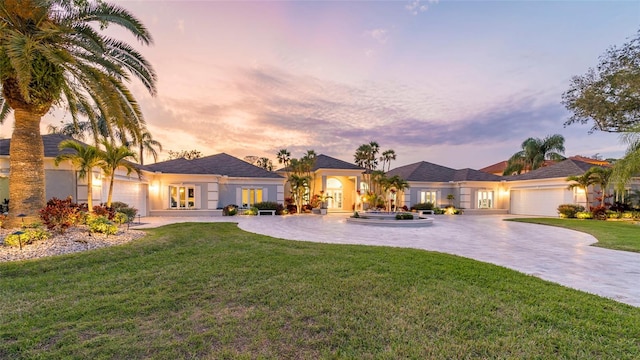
[[7, 109, 46, 228], [87, 169, 94, 211], [107, 173, 115, 207]]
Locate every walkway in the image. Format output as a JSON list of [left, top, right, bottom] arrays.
[[135, 214, 640, 307]]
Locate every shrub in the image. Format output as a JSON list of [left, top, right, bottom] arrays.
[[589, 205, 608, 220], [607, 211, 621, 219], [223, 204, 238, 216], [86, 215, 118, 235], [411, 202, 435, 211], [109, 202, 137, 221], [395, 213, 414, 220], [4, 227, 51, 247], [557, 204, 585, 218], [353, 211, 360, 218], [433, 208, 445, 215], [576, 211, 594, 219], [254, 202, 278, 210], [93, 204, 116, 220], [621, 211, 635, 219], [244, 207, 259, 216], [39, 197, 83, 233], [113, 212, 130, 225]]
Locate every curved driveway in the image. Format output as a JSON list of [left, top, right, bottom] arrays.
[[137, 214, 640, 307]]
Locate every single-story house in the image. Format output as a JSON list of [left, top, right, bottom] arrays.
[[1, 134, 638, 217]]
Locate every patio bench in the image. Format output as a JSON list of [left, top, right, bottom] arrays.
[[418, 210, 434, 218], [257, 210, 276, 216]]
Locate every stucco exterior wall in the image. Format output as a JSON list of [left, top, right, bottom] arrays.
[[45, 169, 77, 201]]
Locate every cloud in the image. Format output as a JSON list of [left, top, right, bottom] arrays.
[[364, 28, 389, 44], [405, 0, 438, 15], [132, 63, 625, 167]]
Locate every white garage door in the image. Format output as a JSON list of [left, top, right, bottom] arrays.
[[110, 180, 147, 216], [510, 189, 566, 217]]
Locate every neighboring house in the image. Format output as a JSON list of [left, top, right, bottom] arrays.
[[386, 161, 508, 214], [276, 154, 366, 212], [143, 153, 285, 216]]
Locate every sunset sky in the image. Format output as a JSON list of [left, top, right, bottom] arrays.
[[2, 0, 639, 169]]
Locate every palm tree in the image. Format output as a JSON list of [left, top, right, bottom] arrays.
[[135, 129, 162, 165], [503, 134, 566, 175], [354, 142, 380, 191], [302, 150, 317, 195], [589, 167, 613, 206], [100, 140, 140, 207], [612, 134, 640, 192], [276, 149, 291, 168], [55, 140, 107, 212], [380, 149, 396, 172], [288, 174, 310, 214], [0, 0, 156, 226], [567, 171, 597, 210]]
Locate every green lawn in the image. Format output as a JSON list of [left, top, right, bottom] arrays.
[[507, 218, 640, 253], [1, 223, 639, 359]]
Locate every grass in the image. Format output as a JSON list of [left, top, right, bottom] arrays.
[[507, 218, 640, 253], [1, 222, 639, 359]]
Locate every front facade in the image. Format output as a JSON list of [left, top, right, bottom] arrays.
[[1, 134, 638, 218]]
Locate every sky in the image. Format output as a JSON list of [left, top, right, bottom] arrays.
[[2, 0, 639, 169]]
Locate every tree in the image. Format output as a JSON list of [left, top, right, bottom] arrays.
[[380, 149, 396, 172], [167, 150, 202, 160], [243, 155, 259, 165], [256, 157, 273, 171], [135, 129, 162, 165], [288, 174, 310, 214], [354, 141, 380, 191], [589, 167, 613, 206], [612, 133, 640, 190], [503, 134, 566, 175], [276, 149, 291, 168], [100, 140, 140, 207], [54, 140, 106, 212], [566, 166, 611, 210], [0, 0, 156, 226], [562, 30, 640, 133]]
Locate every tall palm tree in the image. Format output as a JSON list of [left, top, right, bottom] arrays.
[[0, 0, 156, 226], [503, 134, 566, 175], [276, 149, 291, 168], [55, 140, 106, 212], [135, 129, 162, 165], [100, 140, 140, 207], [380, 149, 396, 172]]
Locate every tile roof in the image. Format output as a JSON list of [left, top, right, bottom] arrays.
[[313, 154, 365, 171], [0, 133, 85, 157], [386, 161, 500, 182], [505, 159, 603, 181], [145, 153, 283, 178]]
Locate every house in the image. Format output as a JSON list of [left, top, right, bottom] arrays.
[[276, 154, 366, 212], [1, 134, 638, 218], [143, 153, 284, 216], [386, 161, 508, 214], [0, 134, 147, 214]]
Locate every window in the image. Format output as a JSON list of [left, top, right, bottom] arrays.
[[169, 185, 196, 209], [420, 191, 437, 205], [242, 188, 263, 207], [477, 191, 493, 209]]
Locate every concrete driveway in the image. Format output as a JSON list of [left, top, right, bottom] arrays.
[[135, 214, 640, 307]]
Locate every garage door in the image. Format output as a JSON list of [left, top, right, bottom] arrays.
[[510, 189, 566, 217], [110, 180, 147, 216]]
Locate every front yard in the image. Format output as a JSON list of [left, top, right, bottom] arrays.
[[1, 222, 639, 358]]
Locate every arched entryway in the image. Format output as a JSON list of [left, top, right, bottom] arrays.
[[326, 178, 343, 210]]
